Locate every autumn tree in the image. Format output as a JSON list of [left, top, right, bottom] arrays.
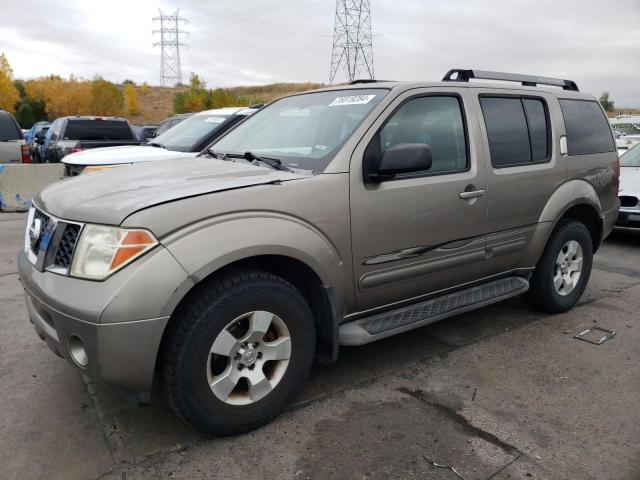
[[123, 84, 140, 115], [91, 78, 122, 116], [0, 53, 20, 114], [26, 75, 92, 118], [140, 82, 150, 95], [174, 73, 209, 113]]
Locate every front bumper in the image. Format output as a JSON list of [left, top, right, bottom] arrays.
[[614, 207, 640, 231], [18, 246, 194, 396]]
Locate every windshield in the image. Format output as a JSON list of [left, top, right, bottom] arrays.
[[212, 89, 388, 171], [621, 144, 640, 166], [153, 113, 233, 151]]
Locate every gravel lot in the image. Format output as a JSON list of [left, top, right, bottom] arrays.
[[1, 212, 639, 480]]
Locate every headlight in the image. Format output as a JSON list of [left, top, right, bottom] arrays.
[[70, 224, 158, 280], [81, 165, 125, 175]]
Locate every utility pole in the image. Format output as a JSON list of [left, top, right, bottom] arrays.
[[153, 9, 188, 87], [329, 0, 374, 83]]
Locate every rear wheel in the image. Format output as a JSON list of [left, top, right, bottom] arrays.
[[524, 219, 593, 313], [160, 270, 316, 435]]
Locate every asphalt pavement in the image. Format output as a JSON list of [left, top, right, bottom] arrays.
[[1, 212, 639, 480]]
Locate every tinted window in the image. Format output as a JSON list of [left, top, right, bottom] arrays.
[[480, 97, 531, 167], [559, 99, 615, 155], [379, 96, 468, 174], [64, 120, 134, 141], [523, 99, 548, 161], [0, 112, 22, 140]]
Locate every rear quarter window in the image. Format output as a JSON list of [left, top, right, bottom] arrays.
[[0, 112, 22, 141], [64, 120, 135, 141], [559, 99, 615, 155]]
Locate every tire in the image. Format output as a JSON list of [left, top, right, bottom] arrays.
[[160, 270, 316, 435], [523, 219, 593, 313]]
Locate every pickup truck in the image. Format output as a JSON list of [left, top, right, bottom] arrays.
[[0, 110, 29, 163], [43, 116, 141, 163]]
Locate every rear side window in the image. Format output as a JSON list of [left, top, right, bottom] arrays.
[[559, 99, 615, 155], [480, 97, 550, 167], [64, 120, 134, 141], [0, 112, 22, 141]]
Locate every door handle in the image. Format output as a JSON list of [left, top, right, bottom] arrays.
[[459, 189, 485, 199]]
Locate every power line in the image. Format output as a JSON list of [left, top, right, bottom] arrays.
[[329, 0, 374, 83], [153, 9, 189, 87]]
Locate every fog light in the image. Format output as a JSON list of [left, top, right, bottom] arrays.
[[68, 335, 88, 368]]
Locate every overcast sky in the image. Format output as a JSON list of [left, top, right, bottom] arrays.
[[1, 0, 639, 105]]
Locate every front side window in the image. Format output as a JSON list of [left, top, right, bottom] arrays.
[[213, 89, 387, 171], [480, 96, 550, 167], [377, 95, 468, 174], [559, 99, 615, 155]]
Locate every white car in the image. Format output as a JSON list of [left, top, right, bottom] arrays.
[[616, 143, 640, 232], [62, 107, 258, 176]]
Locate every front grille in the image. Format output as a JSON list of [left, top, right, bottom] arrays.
[[30, 209, 54, 257], [54, 224, 81, 269], [27, 207, 83, 274], [619, 195, 638, 208], [64, 164, 85, 177]]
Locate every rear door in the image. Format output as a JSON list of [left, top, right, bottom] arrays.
[[472, 89, 567, 275], [349, 88, 488, 312]]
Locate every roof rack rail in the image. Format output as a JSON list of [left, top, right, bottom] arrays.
[[442, 69, 579, 92], [350, 79, 390, 84]]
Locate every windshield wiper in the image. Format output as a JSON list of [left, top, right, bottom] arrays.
[[148, 142, 166, 149], [226, 151, 291, 172]]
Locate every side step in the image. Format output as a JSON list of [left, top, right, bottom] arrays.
[[339, 277, 529, 346]]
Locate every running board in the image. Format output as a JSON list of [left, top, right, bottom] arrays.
[[339, 277, 529, 346]]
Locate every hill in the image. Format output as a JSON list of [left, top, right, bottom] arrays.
[[127, 82, 326, 126]]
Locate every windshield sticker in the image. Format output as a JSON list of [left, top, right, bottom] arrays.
[[204, 117, 226, 123], [329, 94, 376, 106]]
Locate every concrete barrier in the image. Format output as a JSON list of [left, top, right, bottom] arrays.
[[0, 164, 64, 212]]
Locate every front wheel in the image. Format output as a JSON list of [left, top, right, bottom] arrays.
[[524, 219, 593, 313], [160, 270, 316, 435]]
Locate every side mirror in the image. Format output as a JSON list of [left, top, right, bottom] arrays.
[[369, 143, 433, 182]]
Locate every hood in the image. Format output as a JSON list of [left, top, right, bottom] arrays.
[[619, 166, 640, 197], [37, 157, 311, 225], [62, 145, 196, 166]]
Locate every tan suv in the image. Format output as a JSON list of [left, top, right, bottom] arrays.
[[18, 69, 620, 434]]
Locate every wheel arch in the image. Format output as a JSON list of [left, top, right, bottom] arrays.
[[539, 179, 604, 252]]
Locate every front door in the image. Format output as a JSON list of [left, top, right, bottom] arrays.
[[349, 88, 488, 312]]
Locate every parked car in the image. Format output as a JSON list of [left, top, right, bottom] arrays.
[[32, 125, 50, 163], [154, 113, 192, 137], [132, 125, 158, 142], [19, 69, 619, 435], [615, 143, 640, 231], [29, 123, 51, 162], [0, 110, 29, 163], [41, 116, 141, 163], [62, 107, 258, 176]]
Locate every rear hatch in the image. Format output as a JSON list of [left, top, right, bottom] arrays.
[[0, 111, 26, 163]]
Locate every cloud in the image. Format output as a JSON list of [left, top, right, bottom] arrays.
[[1, 0, 639, 105]]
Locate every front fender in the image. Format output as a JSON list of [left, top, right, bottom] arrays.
[[161, 211, 348, 314]]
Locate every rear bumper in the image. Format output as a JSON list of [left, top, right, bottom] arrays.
[[602, 201, 621, 241]]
